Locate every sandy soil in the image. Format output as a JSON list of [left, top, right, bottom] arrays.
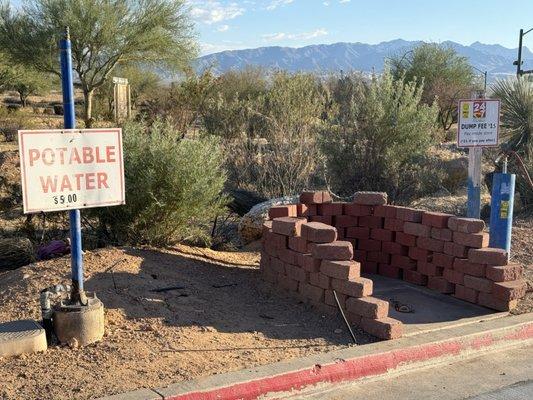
[[510, 215, 533, 315], [0, 246, 374, 400]]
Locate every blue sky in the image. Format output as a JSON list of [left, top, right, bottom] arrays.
[[9, 0, 533, 55], [188, 0, 533, 55]]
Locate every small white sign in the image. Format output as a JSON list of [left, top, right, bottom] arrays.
[[18, 129, 125, 214], [457, 99, 500, 148], [112, 77, 128, 85]]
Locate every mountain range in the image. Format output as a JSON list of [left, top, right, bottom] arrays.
[[195, 39, 533, 81]]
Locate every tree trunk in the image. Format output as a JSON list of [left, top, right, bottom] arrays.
[[83, 89, 94, 128], [19, 92, 27, 107]]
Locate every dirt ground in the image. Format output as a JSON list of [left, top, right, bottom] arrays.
[[509, 215, 533, 314], [0, 246, 375, 400]]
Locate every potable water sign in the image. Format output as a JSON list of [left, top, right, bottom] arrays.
[[18, 128, 125, 213], [457, 99, 500, 148]]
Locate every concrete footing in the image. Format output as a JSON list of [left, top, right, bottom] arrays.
[[53, 293, 105, 347], [0, 320, 47, 358]]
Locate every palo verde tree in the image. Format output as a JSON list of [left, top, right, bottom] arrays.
[[8, 64, 51, 107], [390, 43, 474, 131], [0, 0, 197, 126]]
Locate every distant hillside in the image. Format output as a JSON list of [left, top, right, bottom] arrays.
[[195, 39, 533, 80]]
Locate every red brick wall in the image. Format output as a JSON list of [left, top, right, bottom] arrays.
[[261, 191, 527, 340]]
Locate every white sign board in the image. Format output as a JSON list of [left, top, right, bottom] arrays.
[[18, 128, 125, 214], [457, 99, 500, 148]]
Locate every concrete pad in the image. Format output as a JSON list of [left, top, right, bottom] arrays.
[[367, 274, 507, 336], [0, 320, 47, 358]]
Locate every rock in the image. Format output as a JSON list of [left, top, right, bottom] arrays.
[[67, 337, 79, 349], [238, 195, 298, 244]]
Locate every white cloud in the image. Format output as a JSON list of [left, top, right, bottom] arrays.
[[261, 28, 328, 42], [188, 1, 245, 24], [216, 24, 230, 32], [339, 0, 351, 3], [200, 41, 247, 55], [323, 1, 330, 5], [266, 0, 294, 11]]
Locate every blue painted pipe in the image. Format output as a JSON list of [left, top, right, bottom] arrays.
[[489, 172, 515, 255], [60, 29, 84, 297]]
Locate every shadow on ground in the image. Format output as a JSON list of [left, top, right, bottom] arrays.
[[84, 248, 374, 348]]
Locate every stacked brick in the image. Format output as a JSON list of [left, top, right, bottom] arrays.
[[262, 191, 526, 319], [260, 191, 403, 340]]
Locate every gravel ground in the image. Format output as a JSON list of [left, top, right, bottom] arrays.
[[0, 246, 374, 400], [509, 215, 533, 315]]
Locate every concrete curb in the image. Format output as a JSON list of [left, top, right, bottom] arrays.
[[99, 313, 533, 400]]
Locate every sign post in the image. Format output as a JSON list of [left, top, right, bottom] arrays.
[[113, 76, 131, 122], [18, 28, 124, 346], [60, 28, 85, 305], [457, 98, 500, 218], [19, 28, 125, 306]]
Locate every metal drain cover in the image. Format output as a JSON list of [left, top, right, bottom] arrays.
[[0, 320, 47, 358]]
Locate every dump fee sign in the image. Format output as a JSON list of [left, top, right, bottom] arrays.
[[18, 129, 125, 213], [457, 99, 500, 147]]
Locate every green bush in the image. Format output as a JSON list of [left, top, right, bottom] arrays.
[[92, 120, 227, 246], [223, 71, 326, 197], [321, 71, 439, 202]]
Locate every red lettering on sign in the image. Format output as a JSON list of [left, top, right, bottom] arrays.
[[82, 147, 94, 164], [70, 148, 81, 164], [106, 146, 116, 162], [60, 175, 73, 192], [40, 176, 58, 193], [29, 149, 40, 166], [42, 148, 55, 166], [97, 172, 109, 188]]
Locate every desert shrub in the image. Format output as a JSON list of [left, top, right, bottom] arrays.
[[90, 120, 228, 246], [224, 71, 326, 197], [144, 71, 216, 135], [321, 71, 439, 202], [202, 67, 267, 138], [390, 43, 474, 131]]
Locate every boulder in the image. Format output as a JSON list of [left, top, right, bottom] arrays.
[[238, 196, 298, 244]]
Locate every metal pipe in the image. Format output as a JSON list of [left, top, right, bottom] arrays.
[[40, 284, 71, 344], [60, 27, 86, 305], [332, 290, 357, 344]]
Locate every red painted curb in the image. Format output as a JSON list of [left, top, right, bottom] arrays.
[[166, 321, 533, 400]]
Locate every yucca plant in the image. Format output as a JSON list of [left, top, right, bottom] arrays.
[[492, 78, 533, 209], [492, 78, 533, 156]]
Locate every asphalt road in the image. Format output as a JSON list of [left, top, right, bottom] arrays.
[[288, 345, 533, 400]]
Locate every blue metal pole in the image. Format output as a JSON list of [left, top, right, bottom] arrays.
[[489, 172, 515, 256], [60, 28, 85, 303]]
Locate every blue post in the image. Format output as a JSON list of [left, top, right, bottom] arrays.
[[489, 172, 515, 256], [60, 28, 85, 304]]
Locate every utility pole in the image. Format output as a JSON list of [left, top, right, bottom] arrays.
[[515, 28, 533, 77], [516, 29, 523, 77], [472, 66, 487, 93]]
